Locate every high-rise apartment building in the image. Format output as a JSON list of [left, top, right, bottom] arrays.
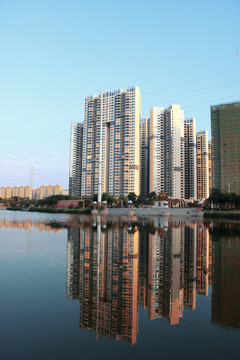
[[196, 130, 209, 200], [184, 118, 197, 199], [149, 105, 185, 198], [208, 140, 212, 194], [0, 187, 5, 198], [12, 186, 19, 197], [140, 118, 149, 194], [19, 186, 25, 198], [81, 86, 141, 197], [211, 102, 240, 193], [69, 122, 83, 196], [5, 187, 12, 199], [24, 186, 32, 199]]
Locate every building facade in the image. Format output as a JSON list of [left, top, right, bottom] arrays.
[[140, 118, 149, 194], [69, 122, 84, 196], [196, 130, 209, 200], [211, 102, 240, 193], [149, 105, 185, 198], [184, 118, 197, 199], [208, 140, 212, 195], [81, 86, 141, 197]]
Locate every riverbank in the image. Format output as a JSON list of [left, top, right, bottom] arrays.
[[204, 210, 240, 220], [7, 207, 91, 215], [106, 207, 204, 217]]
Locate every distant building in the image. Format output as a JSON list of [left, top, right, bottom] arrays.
[[25, 186, 32, 199], [69, 122, 83, 197], [149, 105, 185, 198], [19, 186, 25, 198], [62, 189, 69, 196], [196, 130, 209, 200], [0, 187, 5, 198], [184, 118, 197, 199], [140, 118, 149, 194], [5, 187, 12, 199], [0, 185, 62, 199], [12, 186, 19, 197], [211, 102, 240, 193]]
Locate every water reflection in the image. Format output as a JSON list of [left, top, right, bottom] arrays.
[[1, 214, 239, 345], [65, 217, 240, 344], [211, 224, 240, 330], [0, 217, 62, 232]]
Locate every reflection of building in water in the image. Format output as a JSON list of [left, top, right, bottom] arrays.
[[212, 235, 240, 329], [0, 218, 61, 232], [208, 229, 213, 286], [184, 224, 197, 310], [138, 229, 148, 309], [77, 226, 139, 345], [196, 224, 209, 296], [148, 226, 185, 325], [66, 228, 81, 300], [66, 220, 214, 344]]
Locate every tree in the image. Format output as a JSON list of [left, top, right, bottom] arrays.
[[127, 192, 138, 206]]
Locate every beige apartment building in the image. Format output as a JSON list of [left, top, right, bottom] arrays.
[[149, 105, 185, 198], [82, 86, 141, 197], [25, 186, 33, 199], [0, 185, 62, 199], [196, 130, 209, 200], [19, 186, 25, 198]]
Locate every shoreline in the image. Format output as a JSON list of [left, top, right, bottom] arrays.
[[4, 207, 240, 220]]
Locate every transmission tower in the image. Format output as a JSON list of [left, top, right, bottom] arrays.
[[30, 167, 34, 188]]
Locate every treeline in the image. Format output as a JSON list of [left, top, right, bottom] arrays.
[[205, 188, 240, 209], [6, 191, 166, 210]]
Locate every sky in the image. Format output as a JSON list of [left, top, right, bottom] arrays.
[[0, 0, 240, 189]]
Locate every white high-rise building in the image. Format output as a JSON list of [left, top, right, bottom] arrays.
[[82, 86, 141, 197], [184, 118, 197, 199], [149, 105, 185, 198], [149, 107, 165, 194], [69, 122, 83, 196], [140, 118, 149, 195]]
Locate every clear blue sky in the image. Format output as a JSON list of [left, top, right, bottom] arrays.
[[0, 0, 239, 188]]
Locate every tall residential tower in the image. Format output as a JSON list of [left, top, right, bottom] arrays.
[[211, 102, 240, 193], [81, 86, 141, 197], [149, 105, 185, 198], [69, 122, 83, 196], [184, 118, 197, 199], [140, 118, 149, 194]]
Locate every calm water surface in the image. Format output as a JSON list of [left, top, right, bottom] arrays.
[[0, 210, 239, 360]]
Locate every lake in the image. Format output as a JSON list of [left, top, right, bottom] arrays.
[[0, 210, 239, 360]]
